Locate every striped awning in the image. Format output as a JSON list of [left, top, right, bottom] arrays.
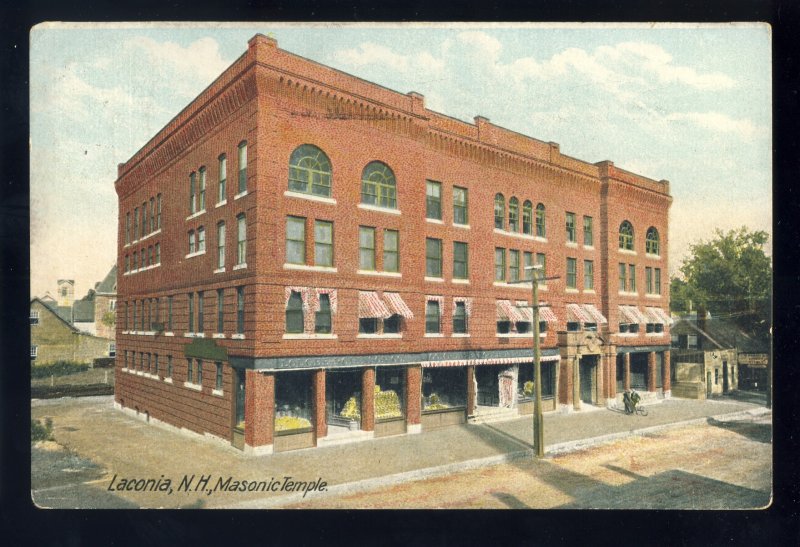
[[497, 300, 525, 323], [619, 305, 647, 324], [422, 354, 561, 368], [583, 304, 608, 324], [359, 291, 392, 319], [567, 303, 592, 323], [539, 306, 558, 323], [646, 307, 672, 325], [384, 292, 414, 319], [515, 301, 534, 322]]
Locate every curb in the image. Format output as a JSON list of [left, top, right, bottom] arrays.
[[218, 406, 771, 509]]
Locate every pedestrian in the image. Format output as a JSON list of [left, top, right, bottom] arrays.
[[623, 390, 632, 413], [630, 388, 641, 412]]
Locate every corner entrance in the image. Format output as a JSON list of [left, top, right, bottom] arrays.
[[579, 355, 599, 405]]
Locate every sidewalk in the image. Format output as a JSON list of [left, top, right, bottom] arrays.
[[31, 395, 769, 509]]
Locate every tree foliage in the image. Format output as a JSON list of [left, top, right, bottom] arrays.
[[672, 227, 771, 336]]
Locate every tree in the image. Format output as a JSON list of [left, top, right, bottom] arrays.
[[674, 227, 771, 336]]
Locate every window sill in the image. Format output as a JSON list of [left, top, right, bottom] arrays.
[[284, 190, 336, 205], [452, 278, 469, 284], [212, 389, 224, 397], [357, 269, 402, 277], [453, 224, 470, 230], [216, 199, 227, 208], [185, 250, 206, 259], [645, 253, 661, 260], [164, 331, 175, 337], [184, 382, 203, 392], [186, 210, 206, 221], [583, 289, 596, 294], [424, 333, 444, 338], [183, 332, 205, 338], [283, 263, 338, 273], [425, 218, 444, 224], [565, 288, 579, 293], [138, 229, 162, 242], [213, 333, 225, 339], [645, 293, 662, 299], [618, 249, 637, 256], [646, 332, 666, 337], [358, 203, 401, 215], [282, 333, 338, 340], [493, 281, 532, 289], [616, 332, 639, 338], [584, 245, 595, 251], [214, 267, 226, 274], [566, 241, 579, 248], [493, 228, 541, 241], [425, 276, 445, 283], [234, 190, 248, 200], [231, 334, 245, 340], [451, 333, 470, 338], [618, 291, 639, 297], [163, 377, 173, 384], [497, 333, 535, 338], [357, 333, 402, 339], [233, 263, 247, 270]]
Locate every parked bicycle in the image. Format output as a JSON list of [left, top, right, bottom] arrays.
[[621, 389, 648, 416]]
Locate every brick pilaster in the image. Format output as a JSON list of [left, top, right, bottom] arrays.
[[361, 367, 375, 431], [607, 351, 617, 399], [245, 370, 274, 447], [572, 357, 581, 410], [406, 365, 421, 426], [466, 365, 476, 416], [647, 351, 657, 392], [663, 350, 671, 392], [313, 369, 327, 440], [623, 353, 631, 391]]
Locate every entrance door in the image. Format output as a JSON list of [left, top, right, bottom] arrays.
[[235, 369, 246, 427], [723, 361, 729, 393], [706, 371, 713, 396], [579, 358, 595, 405]]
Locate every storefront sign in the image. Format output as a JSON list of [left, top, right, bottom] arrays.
[[738, 353, 769, 366]]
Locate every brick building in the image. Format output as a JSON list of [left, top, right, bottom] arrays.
[[114, 35, 672, 454]]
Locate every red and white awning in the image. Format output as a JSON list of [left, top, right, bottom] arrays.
[[583, 304, 608, 324], [359, 291, 392, 319], [539, 306, 558, 323], [515, 301, 534, 322], [567, 303, 592, 323], [497, 300, 525, 323], [646, 307, 672, 325], [619, 305, 648, 324], [423, 354, 561, 368], [384, 292, 414, 319]]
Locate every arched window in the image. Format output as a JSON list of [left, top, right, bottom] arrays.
[[535, 203, 546, 238], [286, 291, 304, 334], [646, 227, 660, 255], [494, 193, 505, 230], [361, 161, 397, 209], [522, 200, 533, 235], [619, 221, 634, 250], [508, 197, 519, 232], [288, 144, 332, 197]]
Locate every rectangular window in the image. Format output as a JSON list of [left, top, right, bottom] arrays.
[[148, 246, 153, 266], [583, 216, 593, 246], [218, 155, 227, 203], [536, 253, 547, 286], [217, 289, 224, 333], [154, 354, 159, 375], [167, 296, 173, 331], [359, 317, 377, 334], [189, 172, 196, 214], [237, 214, 246, 265], [188, 293, 194, 332], [124, 255, 129, 273], [453, 301, 467, 334], [187, 358, 193, 383], [646, 267, 653, 294], [188, 231, 196, 254], [125, 213, 130, 244], [215, 362, 223, 391], [197, 292, 204, 333], [584, 260, 594, 290], [197, 227, 206, 253], [495, 248, 506, 282], [383, 230, 399, 272], [197, 360, 203, 385], [30, 345, 38, 358], [286, 291, 304, 334], [236, 286, 245, 334], [566, 212, 576, 243], [315, 294, 332, 334], [237, 141, 247, 194], [629, 264, 637, 292], [359, 226, 376, 270], [566, 258, 577, 289], [509, 250, 520, 282], [199, 168, 206, 210], [133, 207, 138, 240], [384, 315, 401, 334], [141, 204, 147, 238], [425, 238, 442, 278], [157, 194, 162, 229], [453, 242, 468, 280], [453, 186, 468, 225], [155, 243, 160, 264], [655, 268, 662, 294], [619, 263, 627, 292], [30, 310, 40, 325], [425, 300, 440, 334], [150, 198, 155, 232], [146, 353, 151, 373], [523, 251, 533, 281], [314, 220, 334, 267], [217, 222, 225, 268], [286, 216, 306, 264], [426, 180, 442, 220], [167, 355, 173, 378]]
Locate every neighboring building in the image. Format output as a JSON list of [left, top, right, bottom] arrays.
[[94, 266, 118, 339], [114, 35, 672, 454], [30, 297, 113, 365], [671, 313, 768, 396]]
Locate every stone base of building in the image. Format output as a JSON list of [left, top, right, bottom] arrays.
[[407, 423, 422, 434], [663, 389, 671, 399], [244, 443, 274, 456], [316, 430, 374, 448]]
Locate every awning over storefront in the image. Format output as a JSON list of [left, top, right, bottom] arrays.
[[358, 291, 391, 319], [422, 354, 561, 368], [567, 303, 592, 323], [384, 292, 414, 319], [645, 307, 672, 325], [515, 301, 534, 322], [619, 305, 648, 324], [539, 306, 558, 323], [497, 300, 525, 323], [583, 304, 608, 324]]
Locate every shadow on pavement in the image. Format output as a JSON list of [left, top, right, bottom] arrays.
[[491, 491, 529, 509], [706, 417, 772, 444]]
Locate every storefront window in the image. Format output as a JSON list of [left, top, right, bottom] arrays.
[[517, 362, 556, 400], [375, 367, 405, 420], [422, 368, 466, 410], [274, 370, 313, 432], [326, 369, 362, 431]]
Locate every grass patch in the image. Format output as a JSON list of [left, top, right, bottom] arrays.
[[31, 418, 54, 442], [31, 361, 90, 379]]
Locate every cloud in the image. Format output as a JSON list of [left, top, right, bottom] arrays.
[[332, 42, 445, 75], [665, 111, 767, 139], [614, 42, 736, 90]]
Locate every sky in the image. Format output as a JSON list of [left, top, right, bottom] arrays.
[[29, 23, 772, 299]]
